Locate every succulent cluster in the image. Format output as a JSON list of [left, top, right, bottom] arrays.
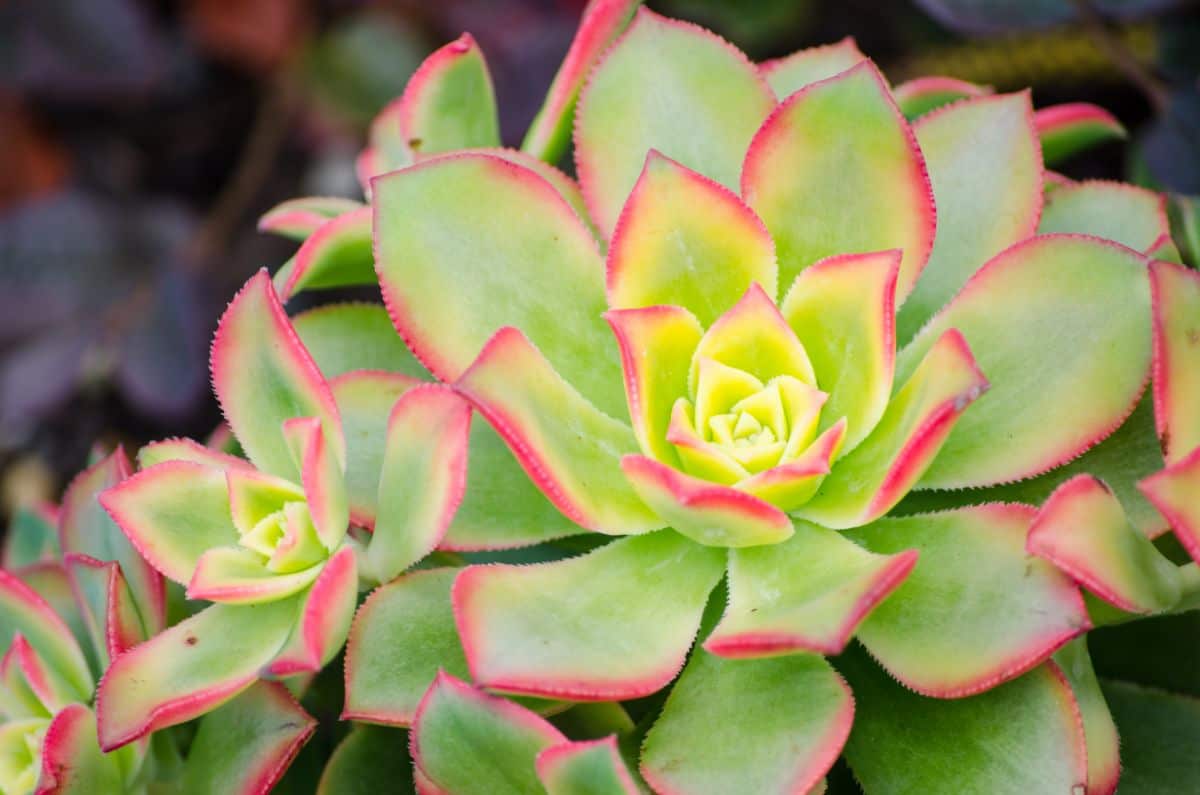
[[3, 1, 1198, 793]]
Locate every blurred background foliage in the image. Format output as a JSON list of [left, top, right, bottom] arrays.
[[0, 0, 1197, 516]]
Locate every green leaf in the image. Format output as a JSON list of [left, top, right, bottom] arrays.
[[316, 725, 415, 795], [2, 505, 58, 569], [293, 303, 431, 382], [641, 650, 852, 795], [1038, 180, 1170, 253], [759, 38, 864, 100], [898, 234, 1152, 489], [181, 682, 315, 795], [575, 8, 774, 237], [1053, 639, 1119, 795], [839, 647, 1087, 795], [1101, 679, 1200, 794]]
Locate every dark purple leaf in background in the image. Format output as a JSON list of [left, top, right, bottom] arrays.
[[913, 0, 1184, 34], [1140, 89, 1200, 194]]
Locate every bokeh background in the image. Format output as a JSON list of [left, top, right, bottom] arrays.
[[1, 0, 1198, 530]]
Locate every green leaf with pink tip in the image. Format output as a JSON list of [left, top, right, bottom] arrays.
[[2, 634, 72, 717], [187, 547, 322, 605], [606, 151, 777, 326], [896, 93, 1043, 344], [839, 648, 1088, 795], [1035, 103, 1126, 166], [521, 0, 642, 164], [293, 303, 430, 382], [455, 327, 659, 535], [621, 455, 792, 547], [12, 564, 92, 677], [759, 37, 865, 100], [1141, 447, 1200, 565], [37, 705, 126, 795], [742, 61, 935, 302], [64, 555, 144, 669], [706, 521, 916, 658], [641, 650, 852, 795], [59, 448, 165, 636], [212, 270, 344, 481], [100, 461, 238, 585], [442, 416, 588, 551], [574, 8, 775, 238], [1039, 180, 1170, 254], [796, 329, 988, 529], [898, 234, 1152, 489], [892, 76, 992, 119], [412, 673, 565, 795], [136, 437, 251, 472], [257, 196, 364, 242], [282, 416, 348, 551], [536, 737, 641, 795], [374, 153, 625, 418], [329, 371, 422, 527], [689, 283, 815, 390], [0, 570, 91, 705], [606, 305, 704, 468], [267, 545, 357, 676], [734, 422, 845, 511], [96, 598, 299, 750], [843, 504, 1089, 697], [180, 681, 315, 795], [1150, 260, 1200, 462], [1028, 475, 1180, 614], [454, 530, 723, 700], [368, 384, 470, 583], [393, 34, 500, 161], [782, 250, 899, 454], [1053, 639, 1120, 795], [344, 569, 468, 726], [274, 208, 375, 301]]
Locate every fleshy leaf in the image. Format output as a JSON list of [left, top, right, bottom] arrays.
[[843, 504, 1090, 697], [344, 569, 468, 726], [892, 76, 992, 119], [1039, 180, 1170, 254], [266, 546, 357, 676], [283, 416, 348, 551], [781, 250, 899, 453], [276, 207, 375, 301], [64, 555, 144, 669], [1027, 475, 1181, 614], [0, 570, 92, 705], [796, 329, 987, 529], [521, 0, 642, 164], [136, 438, 251, 472], [374, 152, 624, 417], [607, 151, 777, 327], [897, 93, 1042, 344], [536, 737, 640, 795], [293, 304, 430, 383], [441, 417, 587, 551], [391, 34, 500, 161], [641, 651, 852, 795], [59, 448, 165, 636], [759, 38, 865, 100], [839, 648, 1087, 795], [3, 505, 58, 569], [742, 60, 935, 301], [454, 327, 660, 535], [330, 371, 423, 527], [1141, 446, 1200, 565], [606, 305, 704, 466], [96, 598, 298, 750], [454, 530, 724, 700], [100, 461, 238, 586], [2, 634, 70, 718], [257, 196, 364, 242], [317, 725, 414, 795], [37, 705, 125, 795], [1053, 639, 1120, 795], [707, 522, 916, 657], [1150, 259, 1200, 461], [187, 547, 322, 605], [411, 673, 565, 795], [180, 682, 315, 795], [1102, 680, 1200, 793], [211, 270, 344, 480], [574, 8, 775, 237], [369, 384, 470, 583], [621, 455, 792, 547], [897, 234, 1152, 489], [1034, 103, 1126, 166]]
